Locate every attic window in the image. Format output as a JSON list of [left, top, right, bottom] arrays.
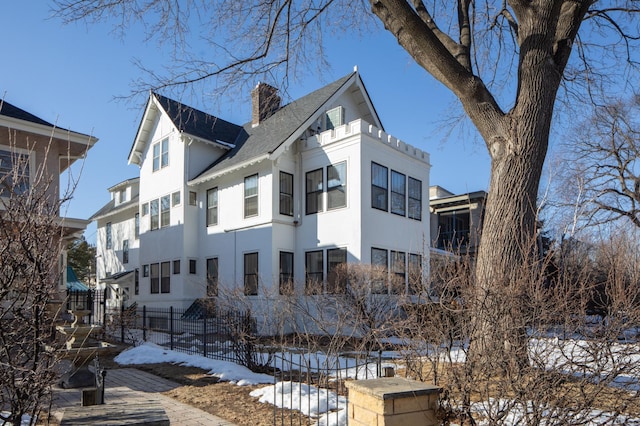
[[325, 106, 344, 131]]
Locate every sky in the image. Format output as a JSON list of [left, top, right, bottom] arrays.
[[1, 3, 491, 244]]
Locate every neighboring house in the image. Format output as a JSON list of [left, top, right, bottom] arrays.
[[89, 178, 140, 310], [429, 185, 486, 256], [0, 98, 97, 294], [92, 70, 431, 315]]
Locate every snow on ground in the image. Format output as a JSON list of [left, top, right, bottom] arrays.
[[116, 343, 350, 425], [0, 412, 33, 426], [114, 343, 273, 385], [465, 398, 640, 425], [115, 336, 640, 426], [250, 382, 347, 425]]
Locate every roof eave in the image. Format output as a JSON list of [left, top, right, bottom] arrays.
[[0, 115, 98, 147], [182, 133, 235, 150], [128, 93, 158, 166], [188, 154, 270, 186]]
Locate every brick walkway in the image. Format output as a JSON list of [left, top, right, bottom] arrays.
[[45, 368, 236, 425]]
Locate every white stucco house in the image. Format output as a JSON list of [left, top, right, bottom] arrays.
[[91, 70, 431, 312]]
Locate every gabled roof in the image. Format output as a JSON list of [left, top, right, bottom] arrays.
[[90, 193, 140, 221], [0, 99, 97, 155], [0, 99, 55, 127], [128, 92, 244, 165], [153, 93, 243, 145], [190, 71, 381, 184]]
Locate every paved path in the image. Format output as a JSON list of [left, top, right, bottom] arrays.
[[45, 368, 236, 425]]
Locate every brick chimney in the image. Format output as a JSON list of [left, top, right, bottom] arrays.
[[251, 83, 281, 127]]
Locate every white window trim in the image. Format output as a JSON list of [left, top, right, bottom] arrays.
[[0, 145, 36, 200]]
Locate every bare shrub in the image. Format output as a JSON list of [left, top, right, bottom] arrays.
[[409, 232, 640, 425], [0, 142, 69, 425]]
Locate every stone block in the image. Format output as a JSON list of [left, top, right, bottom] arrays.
[[383, 409, 439, 426], [392, 394, 432, 414]]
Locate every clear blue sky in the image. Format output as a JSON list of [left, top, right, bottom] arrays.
[[1, 3, 490, 244]]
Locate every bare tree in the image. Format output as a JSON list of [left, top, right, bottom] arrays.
[[561, 96, 640, 230], [52, 0, 640, 366], [0, 142, 68, 425]]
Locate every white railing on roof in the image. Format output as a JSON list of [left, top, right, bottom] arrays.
[[305, 119, 429, 163]]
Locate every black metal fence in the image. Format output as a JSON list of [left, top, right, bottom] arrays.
[[108, 304, 256, 364], [67, 289, 389, 425]]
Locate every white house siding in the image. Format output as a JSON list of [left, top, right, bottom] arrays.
[[95, 207, 139, 280], [185, 137, 227, 181], [94, 73, 433, 323], [136, 114, 187, 307], [359, 125, 430, 284]]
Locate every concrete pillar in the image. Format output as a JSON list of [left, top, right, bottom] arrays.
[[345, 377, 441, 426]]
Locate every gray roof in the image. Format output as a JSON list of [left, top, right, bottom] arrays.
[[90, 193, 140, 221], [0, 99, 95, 141], [191, 72, 356, 182], [152, 93, 244, 146], [0, 99, 54, 127]]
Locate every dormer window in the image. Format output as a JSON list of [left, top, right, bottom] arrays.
[[118, 188, 127, 203], [325, 106, 344, 131]]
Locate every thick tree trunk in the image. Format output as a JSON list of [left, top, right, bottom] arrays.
[[471, 128, 547, 369], [368, 0, 589, 372]]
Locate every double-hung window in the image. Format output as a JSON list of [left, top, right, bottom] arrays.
[[279, 172, 294, 216], [150, 199, 159, 230], [244, 174, 258, 217], [0, 148, 30, 196], [207, 188, 218, 226], [244, 252, 258, 295], [134, 213, 140, 239], [122, 240, 129, 264], [279, 252, 294, 295], [207, 258, 218, 297], [160, 195, 170, 228], [391, 171, 406, 216], [327, 162, 346, 210], [160, 261, 170, 293], [306, 169, 323, 214], [371, 247, 388, 294], [150, 263, 160, 294], [305, 250, 323, 294], [408, 253, 422, 294], [153, 138, 169, 171], [408, 177, 422, 220], [390, 251, 406, 294], [327, 248, 347, 294], [371, 163, 388, 211]]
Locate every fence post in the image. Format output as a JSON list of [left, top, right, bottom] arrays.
[[87, 290, 94, 324], [143, 305, 147, 342], [120, 303, 125, 343], [170, 306, 174, 351], [102, 288, 108, 326], [203, 310, 208, 358]]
